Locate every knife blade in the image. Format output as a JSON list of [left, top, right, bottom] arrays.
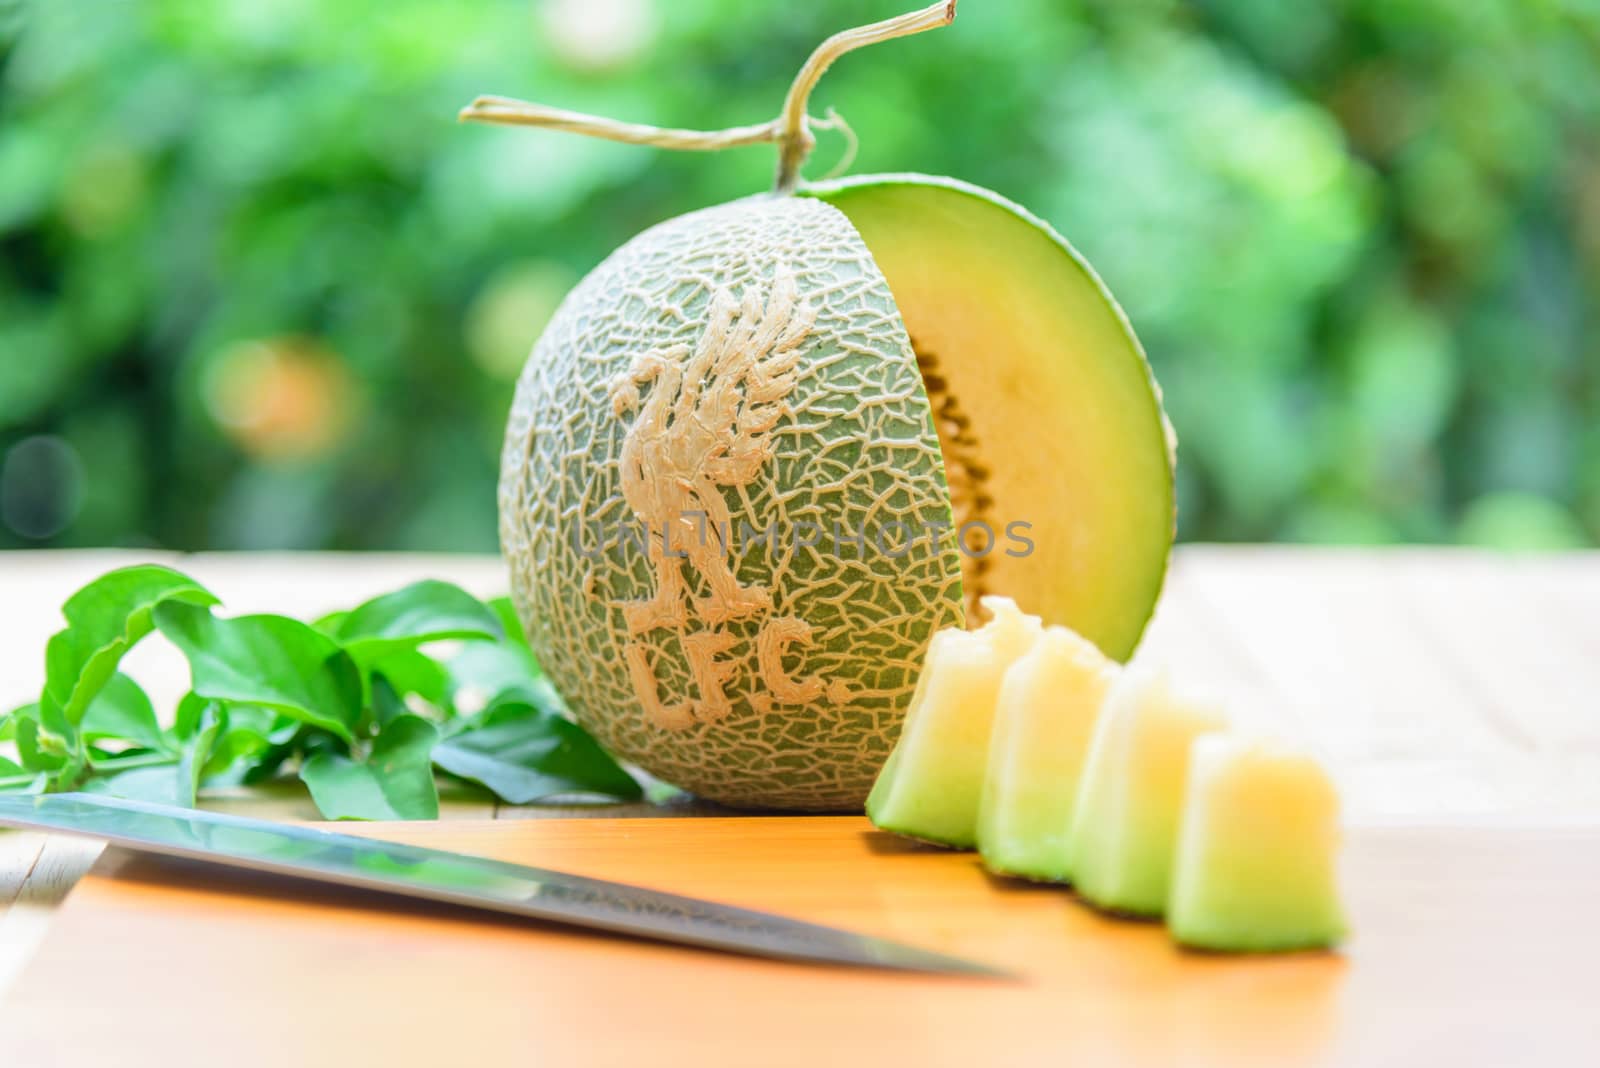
[[0, 792, 1005, 977]]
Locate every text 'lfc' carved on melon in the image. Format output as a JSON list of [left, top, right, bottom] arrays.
[[608, 263, 850, 732]]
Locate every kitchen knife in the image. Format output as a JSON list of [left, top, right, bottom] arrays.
[[0, 792, 1004, 977]]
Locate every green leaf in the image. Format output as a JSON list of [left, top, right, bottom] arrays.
[[83, 706, 219, 807], [88, 749, 179, 773], [0, 773, 47, 795], [300, 715, 440, 820], [369, 675, 411, 730], [41, 565, 218, 727], [81, 673, 169, 753], [180, 705, 223, 805], [486, 596, 527, 647], [645, 781, 688, 805], [476, 677, 569, 728], [445, 641, 545, 711], [13, 709, 68, 773], [0, 705, 19, 743], [239, 731, 305, 786], [311, 609, 349, 636], [236, 723, 345, 788], [369, 649, 450, 709], [200, 706, 288, 780], [201, 731, 272, 782], [0, 755, 23, 777], [10, 703, 85, 792], [170, 692, 208, 742], [155, 602, 362, 743], [431, 698, 640, 804], [336, 580, 502, 659], [84, 766, 187, 806]]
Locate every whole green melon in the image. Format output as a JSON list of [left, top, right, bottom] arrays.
[[481, 4, 1174, 809]]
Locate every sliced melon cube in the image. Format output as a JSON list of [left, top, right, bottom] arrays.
[[1169, 735, 1347, 952], [1068, 666, 1226, 917], [865, 596, 1043, 847], [977, 626, 1117, 881]]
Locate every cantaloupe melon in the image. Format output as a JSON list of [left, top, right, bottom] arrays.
[[1069, 666, 1226, 916], [977, 625, 1117, 881], [1169, 735, 1347, 951], [479, 3, 1174, 808], [865, 597, 1042, 846]]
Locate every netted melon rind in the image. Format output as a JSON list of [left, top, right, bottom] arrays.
[[499, 193, 963, 810]]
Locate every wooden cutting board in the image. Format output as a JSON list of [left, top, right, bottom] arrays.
[[1, 817, 1595, 1067]]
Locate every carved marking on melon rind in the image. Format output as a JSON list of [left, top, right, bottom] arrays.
[[608, 267, 814, 633], [683, 629, 739, 724], [609, 262, 837, 731], [623, 640, 693, 730], [756, 614, 851, 706]]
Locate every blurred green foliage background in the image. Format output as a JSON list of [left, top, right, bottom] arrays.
[[1, 0, 1597, 552]]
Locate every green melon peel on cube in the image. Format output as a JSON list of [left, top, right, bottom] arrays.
[[866, 596, 1043, 847], [1068, 665, 1227, 917], [977, 625, 1117, 881], [1169, 734, 1347, 952]]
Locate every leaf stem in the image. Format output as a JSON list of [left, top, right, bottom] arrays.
[[89, 751, 180, 772], [457, 1, 956, 193]]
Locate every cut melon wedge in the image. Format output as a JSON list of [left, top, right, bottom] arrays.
[[977, 625, 1117, 881], [865, 596, 1043, 847], [806, 175, 1174, 661], [1170, 735, 1347, 952], [1068, 665, 1227, 917]]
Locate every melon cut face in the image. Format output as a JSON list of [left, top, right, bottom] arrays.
[[1169, 736, 1347, 952], [865, 597, 1042, 846], [1068, 666, 1227, 917], [976, 625, 1117, 882], [806, 175, 1174, 660], [501, 174, 1172, 810]]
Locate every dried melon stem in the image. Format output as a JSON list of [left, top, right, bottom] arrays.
[[459, 1, 957, 192]]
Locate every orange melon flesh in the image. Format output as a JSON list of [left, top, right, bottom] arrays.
[[865, 597, 1042, 847], [1170, 735, 1347, 951], [977, 625, 1117, 881], [806, 174, 1174, 660], [1068, 665, 1227, 917]]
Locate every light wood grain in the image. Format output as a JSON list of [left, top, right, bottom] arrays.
[[1, 816, 1596, 1067], [0, 835, 102, 994], [0, 832, 45, 914], [1147, 547, 1600, 822]]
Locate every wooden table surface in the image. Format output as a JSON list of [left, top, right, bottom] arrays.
[[3, 547, 1599, 1009], [8, 816, 1600, 1068]]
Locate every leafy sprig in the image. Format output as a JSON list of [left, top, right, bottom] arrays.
[[0, 566, 640, 818]]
